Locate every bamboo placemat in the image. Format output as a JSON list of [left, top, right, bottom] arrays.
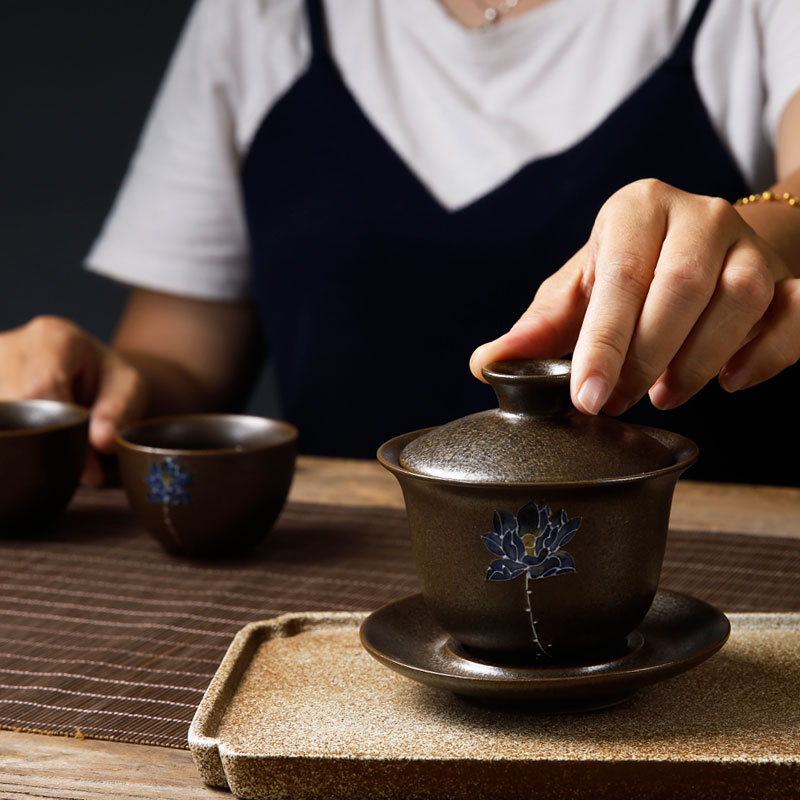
[[0, 489, 798, 749]]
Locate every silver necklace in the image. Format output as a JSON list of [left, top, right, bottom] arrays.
[[473, 0, 520, 26]]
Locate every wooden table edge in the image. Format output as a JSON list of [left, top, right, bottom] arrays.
[[289, 456, 800, 539]]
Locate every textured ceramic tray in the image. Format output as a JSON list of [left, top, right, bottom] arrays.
[[188, 612, 800, 800]]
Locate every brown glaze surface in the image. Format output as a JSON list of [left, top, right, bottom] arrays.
[[399, 360, 674, 482], [380, 360, 698, 659], [360, 591, 730, 708], [0, 400, 89, 533], [117, 414, 297, 557], [380, 428, 696, 659]]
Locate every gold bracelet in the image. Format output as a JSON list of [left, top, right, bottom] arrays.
[[735, 190, 800, 208]]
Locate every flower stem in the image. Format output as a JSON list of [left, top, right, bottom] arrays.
[[525, 570, 549, 658], [161, 502, 183, 550]]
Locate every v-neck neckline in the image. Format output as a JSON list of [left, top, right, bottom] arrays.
[[307, 0, 731, 215]]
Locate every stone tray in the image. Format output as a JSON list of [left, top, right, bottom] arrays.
[[188, 612, 800, 800]]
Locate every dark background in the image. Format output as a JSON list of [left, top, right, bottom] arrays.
[[1, 0, 278, 414]]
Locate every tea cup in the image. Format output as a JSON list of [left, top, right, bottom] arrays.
[[0, 399, 89, 534], [116, 413, 297, 557]]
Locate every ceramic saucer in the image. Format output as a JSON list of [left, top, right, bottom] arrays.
[[360, 590, 729, 712]]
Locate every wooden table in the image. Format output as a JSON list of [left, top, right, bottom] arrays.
[[1, 456, 798, 800]]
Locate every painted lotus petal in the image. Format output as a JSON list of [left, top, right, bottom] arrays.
[[487, 558, 528, 581], [501, 528, 526, 562], [553, 517, 581, 550], [523, 551, 548, 568], [537, 522, 558, 553], [538, 551, 576, 574], [481, 532, 507, 558], [540, 564, 577, 578], [538, 504, 552, 532], [535, 555, 566, 575], [516, 502, 540, 537], [494, 509, 518, 538], [522, 551, 574, 580], [550, 550, 576, 572], [525, 564, 547, 579]]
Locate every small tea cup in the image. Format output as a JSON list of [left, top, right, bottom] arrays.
[[116, 413, 297, 557], [0, 399, 89, 534]]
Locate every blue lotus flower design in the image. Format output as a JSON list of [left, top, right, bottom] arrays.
[[482, 502, 581, 656], [146, 457, 192, 505], [482, 502, 580, 582]]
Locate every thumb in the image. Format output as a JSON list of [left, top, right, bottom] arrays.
[[89, 355, 149, 454], [469, 245, 591, 381]]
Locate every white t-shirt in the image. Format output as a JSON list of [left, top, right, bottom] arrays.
[[86, 0, 800, 302]]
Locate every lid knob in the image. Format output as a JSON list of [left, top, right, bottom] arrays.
[[482, 359, 573, 417]]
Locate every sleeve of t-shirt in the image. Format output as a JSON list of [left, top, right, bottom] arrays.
[[762, 0, 800, 146], [85, 0, 252, 301]]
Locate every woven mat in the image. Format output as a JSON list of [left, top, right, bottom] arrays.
[[0, 489, 798, 749]]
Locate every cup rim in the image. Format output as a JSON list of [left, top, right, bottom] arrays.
[[0, 399, 90, 439], [116, 413, 298, 457], [377, 426, 699, 489]]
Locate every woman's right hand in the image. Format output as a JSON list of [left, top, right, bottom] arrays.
[[0, 315, 149, 486]]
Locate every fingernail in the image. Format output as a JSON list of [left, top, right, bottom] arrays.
[[470, 343, 492, 377], [576, 375, 609, 415], [90, 418, 116, 451], [719, 367, 749, 393], [649, 383, 680, 410], [471, 342, 490, 362]]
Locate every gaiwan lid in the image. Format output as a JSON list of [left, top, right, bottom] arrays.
[[398, 360, 675, 483]]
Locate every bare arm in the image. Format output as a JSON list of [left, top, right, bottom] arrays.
[[111, 289, 263, 420]]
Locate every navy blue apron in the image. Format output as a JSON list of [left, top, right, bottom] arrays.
[[242, 0, 797, 486]]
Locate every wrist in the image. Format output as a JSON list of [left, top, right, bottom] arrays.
[[734, 187, 800, 280], [735, 190, 800, 209]]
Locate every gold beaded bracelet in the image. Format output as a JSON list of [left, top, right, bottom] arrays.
[[735, 190, 800, 208]]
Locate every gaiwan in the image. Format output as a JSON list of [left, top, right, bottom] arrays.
[[376, 359, 697, 661]]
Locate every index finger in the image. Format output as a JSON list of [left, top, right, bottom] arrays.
[[570, 186, 667, 414]]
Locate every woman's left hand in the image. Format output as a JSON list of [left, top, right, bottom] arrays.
[[470, 178, 800, 416]]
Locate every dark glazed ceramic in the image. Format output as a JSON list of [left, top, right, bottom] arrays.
[[360, 591, 730, 711], [399, 359, 674, 481], [117, 414, 297, 558], [377, 360, 698, 662], [0, 400, 89, 534]]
